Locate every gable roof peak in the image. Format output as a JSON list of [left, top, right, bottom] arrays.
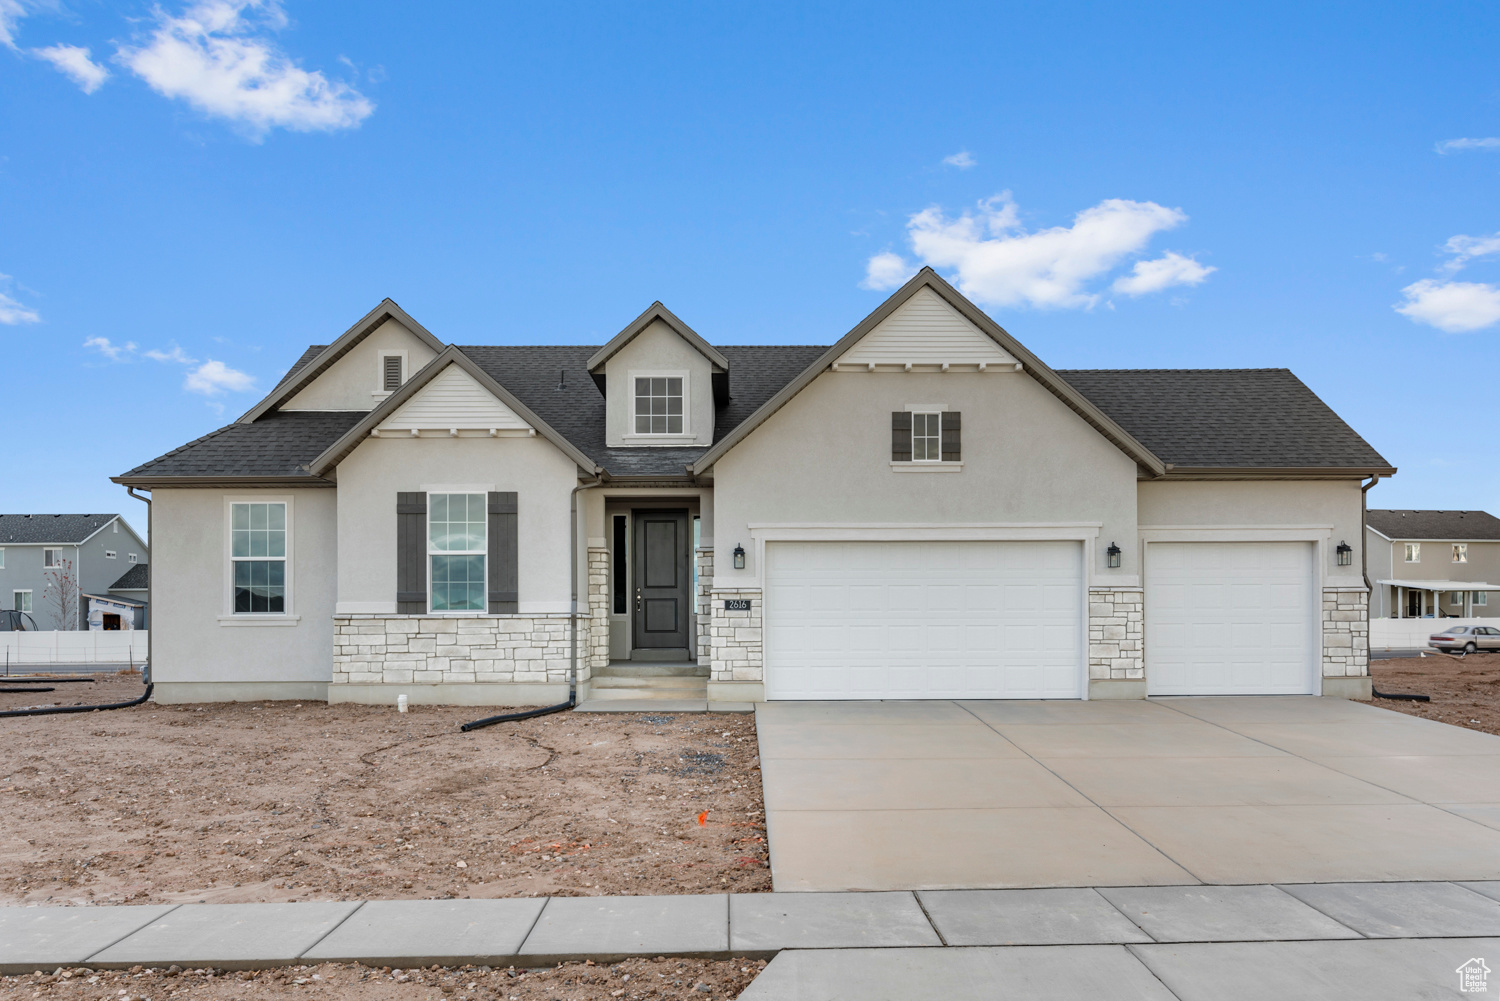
[[585, 301, 729, 374], [239, 297, 447, 424]]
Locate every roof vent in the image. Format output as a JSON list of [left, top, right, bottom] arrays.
[[557, 368, 566, 391]]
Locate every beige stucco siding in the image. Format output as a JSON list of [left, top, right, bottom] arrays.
[[1138, 479, 1366, 580], [710, 370, 1140, 584], [603, 320, 715, 447], [283, 319, 439, 411], [150, 487, 337, 687], [334, 434, 579, 614]]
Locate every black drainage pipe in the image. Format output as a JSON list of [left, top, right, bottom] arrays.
[[460, 698, 574, 732], [0, 687, 55, 693], [0, 683, 153, 718], [1372, 687, 1430, 702]]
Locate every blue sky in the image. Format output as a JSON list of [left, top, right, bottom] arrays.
[[3, 0, 1498, 532]]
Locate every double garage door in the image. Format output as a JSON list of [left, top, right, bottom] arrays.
[[762, 539, 1317, 700]]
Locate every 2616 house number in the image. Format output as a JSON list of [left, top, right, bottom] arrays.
[[723, 599, 752, 610]]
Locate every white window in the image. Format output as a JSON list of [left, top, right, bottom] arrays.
[[1404, 543, 1421, 563], [634, 376, 684, 435], [14, 590, 31, 613], [1453, 543, 1468, 563], [0, 548, 5, 569], [1451, 591, 1467, 605], [429, 493, 486, 611], [43, 548, 63, 568], [105, 550, 117, 559], [128, 553, 138, 563], [112, 522, 118, 534], [912, 412, 942, 461], [1475, 592, 1490, 607], [231, 502, 287, 614]]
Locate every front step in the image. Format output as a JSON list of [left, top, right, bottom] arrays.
[[587, 683, 709, 701]]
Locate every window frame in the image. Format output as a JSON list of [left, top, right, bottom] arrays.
[[911, 411, 943, 462], [105, 550, 117, 559], [1404, 543, 1421, 563], [1453, 543, 1468, 564], [223, 495, 294, 619], [14, 589, 31, 613], [427, 491, 488, 614], [1476, 591, 1490, 607], [43, 548, 63, 568], [626, 369, 691, 438], [128, 553, 138, 564], [0, 547, 4, 569]]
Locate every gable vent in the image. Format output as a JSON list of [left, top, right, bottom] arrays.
[[383, 355, 404, 392]]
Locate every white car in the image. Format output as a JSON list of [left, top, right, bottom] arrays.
[[1429, 625, 1500, 654]]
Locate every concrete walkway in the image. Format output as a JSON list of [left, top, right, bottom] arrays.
[[5, 882, 1500, 998], [757, 697, 1500, 891]]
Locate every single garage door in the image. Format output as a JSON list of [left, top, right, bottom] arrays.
[[1145, 541, 1316, 696], [763, 540, 1082, 700]]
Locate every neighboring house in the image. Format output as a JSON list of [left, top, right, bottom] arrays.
[[102, 563, 150, 628], [113, 269, 1394, 705], [0, 514, 149, 630], [1366, 509, 1500, 618]]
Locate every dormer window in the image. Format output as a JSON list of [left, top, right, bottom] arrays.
[[634, 376, 684, 435]]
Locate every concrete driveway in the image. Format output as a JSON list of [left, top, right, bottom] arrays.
[[756, 697, 1500, 891]]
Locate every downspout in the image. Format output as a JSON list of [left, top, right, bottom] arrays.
[[126, 487, 152, 686], [461, 470, 604, 732], [1361, 475, 1426, 700]]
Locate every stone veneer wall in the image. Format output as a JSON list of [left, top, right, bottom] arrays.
[[586, 548, 610, 673], [709, 588, 762, 683], [695, 548, 714, 662], [1322, 588, 1369, 678], [332, 614, 593, 686], [1088, 588, 1144, 681]]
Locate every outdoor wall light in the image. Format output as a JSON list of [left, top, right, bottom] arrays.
[[1106, 543, 1122, 569], [1336, 541, 1353, 567], [733, 544, 746, 570]]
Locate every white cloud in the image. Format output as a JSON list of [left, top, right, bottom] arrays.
[[1436, 137, 1500, 154], [1441, 231, 1500, 272], [860, 251, 915, 291], [942, 151, 976, 169], [144, 344, 196, 364], [85, 336, 138, 360], [0, 0, 26, 50], [116, 0, 374, 138], [1112, 251, 1216, 296], [185, 358, 256, 395], [1395, 279, 1500, 332], [875, 191, 1209, 309], [0, 273, 39, 324], [34, 43, 109, 93]]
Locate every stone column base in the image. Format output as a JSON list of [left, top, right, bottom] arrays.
[[1321, 676, 1372, 700], [1089, 679, 1147, 700]]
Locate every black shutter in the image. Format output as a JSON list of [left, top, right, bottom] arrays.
[[488, 491, 518, 613], [396, 492, 427, 612], [891, 412, 912, 462], [941, 411, 962, 462]]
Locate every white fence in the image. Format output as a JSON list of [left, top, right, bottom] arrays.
[[1371, 617, 1493, 651], [0, 630, 149, 667]]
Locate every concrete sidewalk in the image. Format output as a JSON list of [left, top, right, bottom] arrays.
[[5, 881, 1500, 998]]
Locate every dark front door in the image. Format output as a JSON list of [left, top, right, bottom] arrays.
[[633, 509, 691, 651]]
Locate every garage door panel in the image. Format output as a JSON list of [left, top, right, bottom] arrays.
[[765, 540, 1083, 700], [1146, 542, 1315, 696]]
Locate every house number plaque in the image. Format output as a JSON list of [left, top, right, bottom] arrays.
[[723, 599, 752, 610]]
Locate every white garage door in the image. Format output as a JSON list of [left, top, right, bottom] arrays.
[[1145, 541, 1316, 696], [763, 540, 1082, 700]]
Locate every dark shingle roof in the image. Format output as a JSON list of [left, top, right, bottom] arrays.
[[271, 345, 327, 394], [0, 514, 119, 544], [459, 344, 827, 476], [120, 352, 1391, 483], [109, 563, 150, 590], [117, 411, 366, 480], [1056, 369, 1392, 470], [1368, 510, 1500, 541]]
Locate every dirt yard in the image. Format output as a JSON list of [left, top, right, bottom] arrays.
[[0, 673, 769, 906], [0, 958, 767, 1001], [1366, 651, 1500, 736]]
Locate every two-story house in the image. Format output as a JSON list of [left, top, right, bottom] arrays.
[[0, 514, 150, 629], [1367, 509, 1500, 619]]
